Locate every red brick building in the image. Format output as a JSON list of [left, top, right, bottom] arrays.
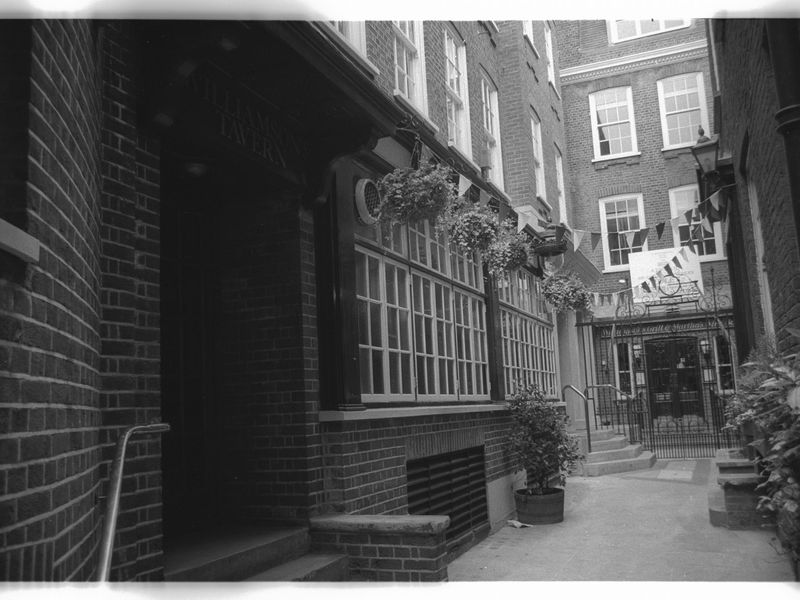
[[555, 20, 738, 432], [0, 20, 588, 582], [707, 19, 800, 357]]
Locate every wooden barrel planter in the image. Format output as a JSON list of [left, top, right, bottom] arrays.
[[514, 487, 565, 524]]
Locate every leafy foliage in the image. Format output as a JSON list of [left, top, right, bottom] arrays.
[[377, 162, 456, 224], [435, 202, 500, 253], [484, 225, 531, 279], [507, 385, 584, 495], [541, 271, 592, 313], [724, 331, 800, 559]]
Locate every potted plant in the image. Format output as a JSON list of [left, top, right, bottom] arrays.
[[541, 271, 592, 313], [436, 201, 500, 254], [377, 162, 457, 225], [483, 224, 531, 279], [507, 385, 584, 524], [723, 332, 800, 572]]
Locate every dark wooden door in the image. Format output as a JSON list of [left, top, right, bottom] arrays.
[[645, 337, 704, 419]]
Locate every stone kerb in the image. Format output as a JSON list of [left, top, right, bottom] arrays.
[[309, 514, 451, 582]]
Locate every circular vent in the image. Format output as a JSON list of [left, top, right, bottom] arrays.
[[355, 178, 381, 225]]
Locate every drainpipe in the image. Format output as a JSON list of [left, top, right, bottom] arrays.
[[765, 19, 800, 258]]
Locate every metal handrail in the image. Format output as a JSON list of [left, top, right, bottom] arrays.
[[97, 422, 170, 582], [584, 384, 635, 438], [562, 385, 592, 453]]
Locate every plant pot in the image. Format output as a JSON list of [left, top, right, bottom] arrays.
[[514, 487, 565, 524]]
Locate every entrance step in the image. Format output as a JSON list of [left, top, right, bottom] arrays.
[[164, 525, 311, 581], [245, 553, 349, 582], [588, 434, 629, 452], [581, 448, 657, 476], [585, 443, 644, 464], [589, 429, 621, 442]]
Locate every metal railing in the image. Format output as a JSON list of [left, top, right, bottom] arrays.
[[97, 422, 170, 582], [562, 385, 592, 453]]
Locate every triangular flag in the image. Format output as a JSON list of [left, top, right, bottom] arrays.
[[697, 200, 709, 219], [458, 174, 473, 196], [625, 231, 636, 248], [573, 229, 586, 250], [478, 189, 490, 206], [709, 190, 721, 211], [649, 275, 657, 288], [679, 246, 689, 260], [638, 227, 650, 246], [656, 222, 666, 240], [664, 263, 673, 277], [591, 232, 602, 250], [685, 240, 696, 254], [701, 215, 711, 232], [641, 281, 651, 293], [611, 292, 619, 306], [673, 255, 682, 269], [684, 209, 694, 225], [592, 292, 599, 305]]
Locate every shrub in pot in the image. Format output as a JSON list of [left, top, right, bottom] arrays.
[[541, 271, 592, 313], [436, 202, 500, 254], [483, 224, 532, 279], [507, 385, 584, 524]]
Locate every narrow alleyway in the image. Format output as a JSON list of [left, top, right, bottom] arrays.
[[449, 459, 796, 581]]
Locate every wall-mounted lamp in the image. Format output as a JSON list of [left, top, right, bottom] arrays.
[[691, 126, 720, 182], [633, 344, 641, 360], [600, 359, 608, 373]]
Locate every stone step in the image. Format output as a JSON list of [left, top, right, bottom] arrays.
[[586, 444, 643, 464], [589, 429, 621, 442], [581, 450, 657, 477], [588, 435, 629, 452], [164, 525, 309, 581], [245, 553, 349, 582]]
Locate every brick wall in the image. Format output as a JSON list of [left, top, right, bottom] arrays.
[[1, 20, 103, 581], [715, 19, 800, 352], [215, 197, 323, 523], [320, 410, 512, 515]]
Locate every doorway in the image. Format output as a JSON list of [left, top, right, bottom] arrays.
[[645, 337, 704, 420]]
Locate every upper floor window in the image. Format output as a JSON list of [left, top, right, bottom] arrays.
[[522, 21, 538, 54], [555, 144, 567, 226], [669, 184, 724, 261], [609, 19, 691, 43], [599, 194, 646, 271], [530, 111, 545, 201], [393, 21, 428, 113], [327, 21, 367, 54], [544, 22, 555, 84], [444, 26, 472, 156], [657, 72, 709, 149], [481, 73, 504, 189], [589, 87, 638, 160]]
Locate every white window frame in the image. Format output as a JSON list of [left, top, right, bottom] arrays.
[[481, 72, 504, 190], [598, 193, 647, 272], [544, 22, 555, 85], [669, 184, 725, 262], [444, 25, 472, 158], [523, 21, 539, 56], [608, 19, 691, 44], [657, 72, 710, 150], [589, 86, 638, 161], [555, 144, 567, 227], [392, 21, 429, 115], [530, 111, 546, 202], [327, 21, 367, 54]]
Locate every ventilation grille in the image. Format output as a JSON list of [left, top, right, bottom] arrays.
[[355, 178, 381, 225], [407, 446, 489, 555]]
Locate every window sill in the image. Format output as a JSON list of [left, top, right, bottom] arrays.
[[661, 144, 695, 154], [592, 152, 642, 164], [548, 80, 561, 100], [319, 403, 505, 421], [393, 92, 440, 134], [602, 264, 632, 274], [0, 218, 39, 264], [524, 34, 540, 58]]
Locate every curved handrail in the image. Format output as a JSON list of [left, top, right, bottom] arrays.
[[562, 385, 592, 454], [97, 422, 170, 582]]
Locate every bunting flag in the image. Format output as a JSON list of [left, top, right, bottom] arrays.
[[709, 190, 721, 211], [611, 292, 619, 306], [478, 188, 490, 206], [664, 263, 673, 277], [656, 221, 666, 240], [697, 200, 709, 219], [591, 232, 602, 250], [684, 209, 695, 226], [573, 229, 586, 250], [625, 230, 636, 248], [679, 246, 689, 260], [592, 292, 600, 306], [649, 275, 657, 289], [458, 174, 473, 196], [701, 215, 711, 232], [673, 255, 682, 269], [638, 227, 650, 246], [641, 281, 651, 293]]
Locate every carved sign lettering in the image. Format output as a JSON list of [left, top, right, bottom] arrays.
[[187, 71, 309, 170]]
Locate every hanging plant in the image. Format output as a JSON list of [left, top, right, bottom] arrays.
[[435, 202, 500, 254], [483, 221, 532, 279], [541, 271, 592, 313], [376, 162, 457, 225]]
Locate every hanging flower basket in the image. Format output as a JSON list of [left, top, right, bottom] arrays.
[[483, 227, 531, 279], [541, 271, 592, 313], [436, 202, 500, 254], [376, 162, 457, 225], [532, 237, 568, 257]]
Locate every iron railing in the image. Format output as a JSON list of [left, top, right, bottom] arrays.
[[97, 422, 170, 582]]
